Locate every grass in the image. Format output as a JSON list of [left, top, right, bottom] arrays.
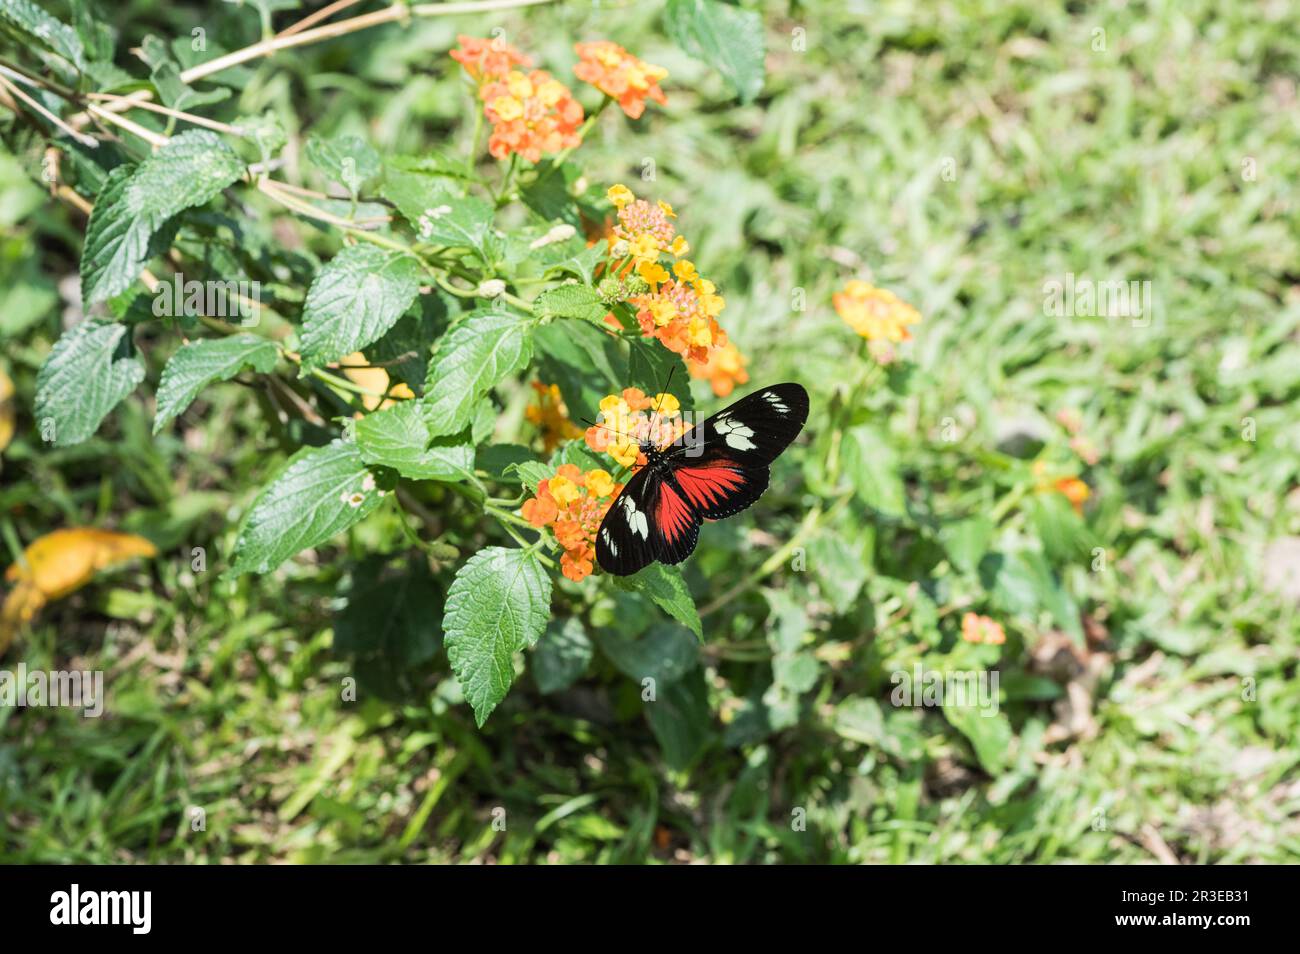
[[2, 0, 1299, 863]]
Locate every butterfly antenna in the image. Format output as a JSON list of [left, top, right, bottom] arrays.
[[579, 416, 623, 438]]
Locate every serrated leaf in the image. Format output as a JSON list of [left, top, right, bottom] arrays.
[[80, 131, 245, 305], [305, 134, 380, 198], [422, 309, 532, 436], [536, 238, 605, 286], [34, 319, 144, 446], [381, 166, 494, 255], [443, 546, 552, 726], [0, 0, 86, 69], [299, 244, 421, 372], [80, 166, 150, 307], [534, 283, 607, 322], [153, 334, 278, 433], [354, 400, 473, 482], [229, 440, 389, 575], [506, 460, 552, 493], [842, 425, 906, 516], [613, 563, 703, 639], [599, 622, 699, 685], [532, 617, 593, 694], [664, 0, 766, 103]]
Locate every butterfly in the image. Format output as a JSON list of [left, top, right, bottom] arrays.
[[595, 382, 809, 576]]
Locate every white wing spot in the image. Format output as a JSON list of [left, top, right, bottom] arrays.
[[763, 392, 790, 413], [601, 528, 618, 556], [622, 495, 649, 539], [714, 416, 756, 450]]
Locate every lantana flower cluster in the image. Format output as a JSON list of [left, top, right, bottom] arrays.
[[521, 464, 622, 581], [451, 35, 582, 162], [525, 381, 583, 453], [602, 184, 743, 393], [583, 387, 688, 469], [961, 612, 1007, 646], [833, 280, 922, 365], [573, 41, 668, 119], [451, 36, 669, 164]]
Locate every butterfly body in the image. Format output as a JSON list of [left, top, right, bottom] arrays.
[[595, 383, 809, 576]]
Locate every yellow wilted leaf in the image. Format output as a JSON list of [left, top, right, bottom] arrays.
[[0, 366, 14, 455], [339, 352, 413, 412], [1, 528, 157, 655]]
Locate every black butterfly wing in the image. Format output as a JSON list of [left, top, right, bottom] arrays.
[[661, 383, 807, 520], [597, 384, 809, 574], [595, 466, 702, 575]]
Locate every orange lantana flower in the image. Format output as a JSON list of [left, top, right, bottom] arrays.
[[834, 281, 921, 345], [521, 464, 622, 581], [480, 69, 584, 163], [688, 340, 749, 398], [573, 41, 668, 119], [583, 388, 688, 470], [961, 612, 1007, 646], [450, 35, 532, 83], [525, 381, 583, 453]]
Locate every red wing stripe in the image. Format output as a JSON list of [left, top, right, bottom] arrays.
[[656, 483, 694, 544], [674, 463, 746, 509]]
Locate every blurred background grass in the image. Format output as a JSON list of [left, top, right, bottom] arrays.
[[2, 0, 1299, 862]]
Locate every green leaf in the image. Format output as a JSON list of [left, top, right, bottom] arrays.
[[34, 318, 144, 446], [614, 563, 703, 639], [532, 617, 593, 695], [80, 131, 245, 305], [646, 669, 713, 770], [153, 334, 278, 433], [534, 283, 607, 322], [422, 309, 532, 437], [536, 238, 605, 286], [841, 425, 906, 516], [943, 702, 1012, 774], [353, 400, 473, 482], [942, 516, 994, 575], [599, 622, 699, 686], [476, 444, 539, 482], [519, 160, 581, 224], [1028, 493, 1094, 564], [305, 134, 380, 198], [381, 167, 494, 256], [443, 546, 552, 726], [229, 440, 390, 575], [664, 0, 766, 104], [299, 245, 421, 372], [334, 555, 443, 699], [533, 319, 621, 424], [626, 341, 695, 412], [980, 549, 1083, 643], [507, 460, 553, 493], [151, 60, 229, 111], [0, 0, 86, 69], [79, 166, 150, 307]]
